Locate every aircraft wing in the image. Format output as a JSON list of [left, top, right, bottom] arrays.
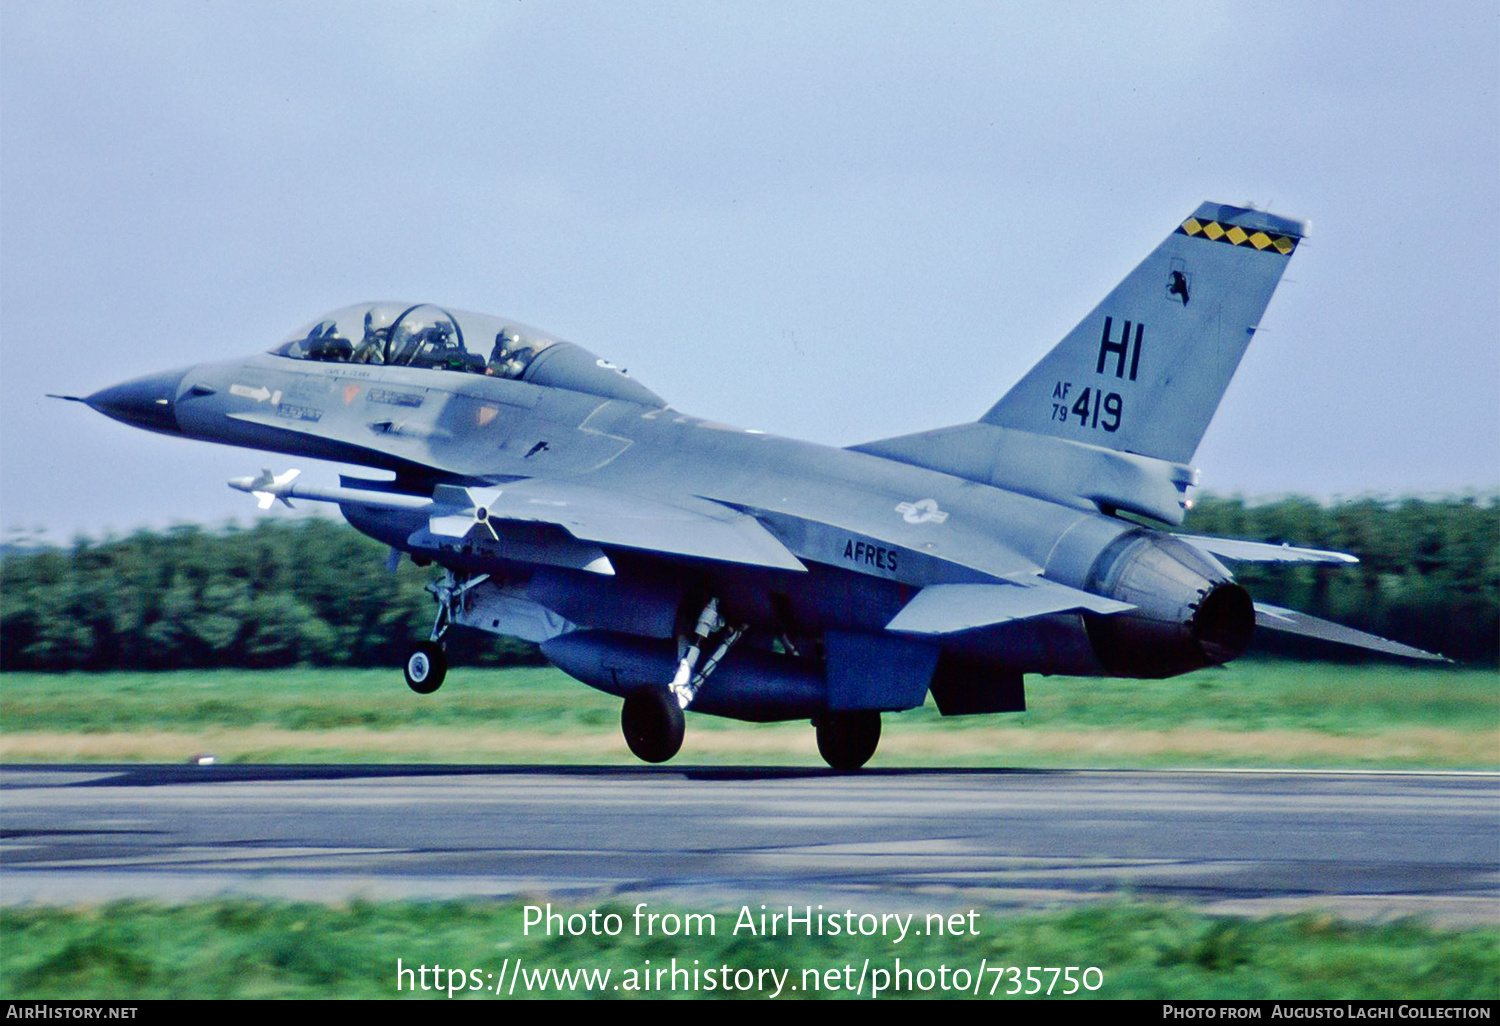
[[1175, 535, 1359, 565], [1253, 603, 1449, 662], [429, 479, 807, 572], [886, 579, 1134, 635]]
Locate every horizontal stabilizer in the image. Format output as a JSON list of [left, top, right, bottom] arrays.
[[1253, 603, 1450, 662], [432, 479, 807, 571], [1176, 535, 1359, 565], [886, 579, 1133, 635]]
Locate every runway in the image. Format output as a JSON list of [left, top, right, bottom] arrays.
[[2, 765, 1496, 924]]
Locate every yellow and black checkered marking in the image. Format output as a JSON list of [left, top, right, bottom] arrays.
[[1176, 217, 1298, 255]]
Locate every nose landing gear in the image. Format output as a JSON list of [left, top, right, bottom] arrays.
[[403, 569, 490, 695]]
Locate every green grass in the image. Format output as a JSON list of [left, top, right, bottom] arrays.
[[0, 666, 586, 733], [1, 660, 1495, 768], [2, 899, 1493, 1000], [2, 661, 1494, 733], [1024, 660, 1498, 733]]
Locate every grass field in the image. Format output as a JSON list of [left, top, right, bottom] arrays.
[[1, 659, 1495, 768], [3, 899, 1496, 1000]]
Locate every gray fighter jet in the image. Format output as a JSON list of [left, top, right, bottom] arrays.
[[62, 202, 1445, 769]]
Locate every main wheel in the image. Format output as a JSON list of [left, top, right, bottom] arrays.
[[815, 710, 881, 771], [621, 688, 685, 764], [404, 640, 447, 694]]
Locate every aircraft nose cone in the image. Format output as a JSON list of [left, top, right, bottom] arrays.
[[85, 369, 187, 435]]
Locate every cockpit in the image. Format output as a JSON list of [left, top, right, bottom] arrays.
[[272, 302, 667, 407], [272, 302, 559, 381]]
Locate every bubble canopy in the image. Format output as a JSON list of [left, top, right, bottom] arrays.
[[272, 302, 560, 380]]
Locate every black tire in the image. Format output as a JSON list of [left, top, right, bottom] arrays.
[[621, 688, 686, 764], [815, 710, 881, 771], [404, 641, 447, 694]]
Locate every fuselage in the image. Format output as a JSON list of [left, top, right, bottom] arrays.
[[86, 315, 1252, 689]]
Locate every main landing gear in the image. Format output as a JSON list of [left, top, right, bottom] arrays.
[[621, 688, 685, 763], [620, 597, 744, 766], [815, 710, 882, 772]]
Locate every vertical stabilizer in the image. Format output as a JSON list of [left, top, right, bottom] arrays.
[[981, 203, 1306, 464]]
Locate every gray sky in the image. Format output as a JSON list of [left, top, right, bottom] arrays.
[[3, 1, 1496, 542]]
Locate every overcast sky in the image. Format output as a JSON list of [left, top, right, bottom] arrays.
[[3, 1, 1496, 542]]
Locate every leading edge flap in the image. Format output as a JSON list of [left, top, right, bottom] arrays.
[[430, 479, 807, 571]]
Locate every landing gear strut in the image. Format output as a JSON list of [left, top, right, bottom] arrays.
[[667, 598, 743, 710], [815, 710, 882, 771]]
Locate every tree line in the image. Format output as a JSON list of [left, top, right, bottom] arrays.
[[1, 494, 1495, 671], [0, 517, 541, 672]]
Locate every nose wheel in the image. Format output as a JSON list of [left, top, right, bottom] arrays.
[[815, 710, 881, 771], [621, 688, 685, 763], [404, 640, 447, 694], [404, 569, 488, 695]]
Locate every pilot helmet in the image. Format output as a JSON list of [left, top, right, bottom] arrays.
[[364, 306, 399, 335]]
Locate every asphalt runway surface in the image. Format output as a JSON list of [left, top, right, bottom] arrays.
[[3, 765, 1496, 924]]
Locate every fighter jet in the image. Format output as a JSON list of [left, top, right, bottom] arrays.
[[62, 202, 1445, 769]]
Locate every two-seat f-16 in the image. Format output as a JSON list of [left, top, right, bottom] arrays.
[[65, 202, 1444, 769]]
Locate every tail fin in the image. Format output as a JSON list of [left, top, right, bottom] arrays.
[[981, 202, 1306, 464]]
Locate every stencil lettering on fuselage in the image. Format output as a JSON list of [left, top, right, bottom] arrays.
[[842, 538, 899, 573]]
